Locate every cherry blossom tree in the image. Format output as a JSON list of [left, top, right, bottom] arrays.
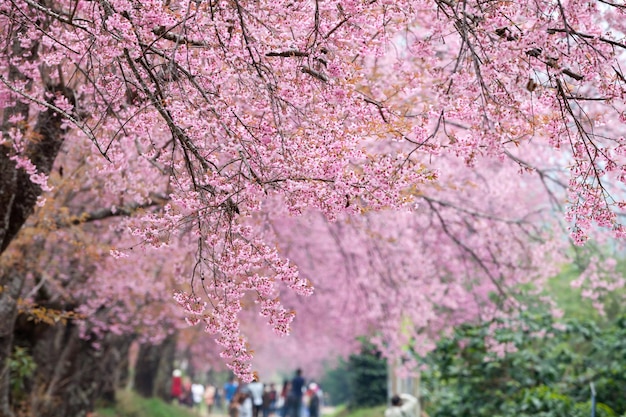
[[1, 142, 191, 416], [261, 156, 560, 372], [1, 0, 626, 414]]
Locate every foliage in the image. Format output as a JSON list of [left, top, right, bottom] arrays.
[[8, 346, 36, 403], [17, 299, 84, 325], [348, 341, 388, 408], [573, 402, 618, 417], [548, 254, 626, 321], [95, 390, 198, 417], [2, 0, 626, 382], [321, 359, 352, 406], [1, 0, 626, 414], [330, 404, 387, 417], [421, 311, 626, 417], [321, 341, 387, 408], [504, 385, 573, 417]]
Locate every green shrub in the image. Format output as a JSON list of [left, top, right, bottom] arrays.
[[9, 346, 36, 402]]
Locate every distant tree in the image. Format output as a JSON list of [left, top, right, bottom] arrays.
[[348, 341, 388, 408], [321, 359, 351, 406]]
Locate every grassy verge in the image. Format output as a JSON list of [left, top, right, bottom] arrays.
[[330, 404, 386, 417], [95, 390, 200, 417]]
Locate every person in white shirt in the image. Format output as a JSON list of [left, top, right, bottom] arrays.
[[191, 383, 205, 412], [246, 377, 265, 417], [239, 392, 254, 417], [384, 393, 417, 417]]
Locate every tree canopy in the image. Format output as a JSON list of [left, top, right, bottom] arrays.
[[1, 2, 626, 414]]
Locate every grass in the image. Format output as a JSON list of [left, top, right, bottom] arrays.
[[96, 391, 386, 417], [330, 404, 387, 417], [95, 390, 201, 417]]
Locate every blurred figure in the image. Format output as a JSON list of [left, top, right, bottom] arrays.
[[247, 376, 265, 417], [229, 391, 241, 417], [278, 380, 291, 417], [262, 383, 278, 417], [215, 386, 223, 411], [290, 369, 306, 417], [182, 376, 194, 407], [171, 369, 183, 404], [385, 393, 417, 417], [204, 384, 216, 415], [225, 377, 239, 411], [307, 383, 320, 417], [192, 382, 205, 413], [239, 391, 254, 417]]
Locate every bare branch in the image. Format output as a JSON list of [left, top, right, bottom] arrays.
[[301, 66, 328, 82], [57, 193, 169, 227], [0, 75, 109, 161], [266, 50, 309, 57]]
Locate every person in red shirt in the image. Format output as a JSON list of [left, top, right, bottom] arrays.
[[171, 369, 183, 403]]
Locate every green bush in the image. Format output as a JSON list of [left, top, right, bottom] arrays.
[[421, 312, 626, 417], [348, 342, 388, 408], [322, 340, 388, 409], [9, 346, 36, 402], [572, 401, 617, 417]]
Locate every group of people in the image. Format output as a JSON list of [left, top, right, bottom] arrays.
[[170, 368, 324, 417], [170, 369, 221, 414], [170, 366, 423, 417], [170, 367, 423, 417], [225, 369, 323, 417]]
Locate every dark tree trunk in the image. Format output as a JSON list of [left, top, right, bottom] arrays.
[[116, 337, 134, 392], [99, 335, 134, 407], [153, 333, 177, 401], [0, 267, 27, 417], [0, 94, 70, 415], [134, 343, 161, 398], [134, 333, 177, 399], [0, 63, 70, 255], [14, 319, 133, 417], [0, 37, 72, 415], [0, 28, 38, 417]]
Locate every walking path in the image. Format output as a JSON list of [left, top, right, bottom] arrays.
[[200, 405, 338, 417]]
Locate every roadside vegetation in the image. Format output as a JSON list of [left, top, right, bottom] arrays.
[[95, 390, 198, 417], [322, 255, 626, 417]]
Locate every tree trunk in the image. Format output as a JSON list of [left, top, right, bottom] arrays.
[[0, 97, 70, 415], [0, 267, 27, 417], [0, 65, 72, 417], [116, 337, 134, 392], [1, 73, 72, 414], [134, 333, 177, 399], [153, 334, 177, 401], [17, 320, 133, 417]]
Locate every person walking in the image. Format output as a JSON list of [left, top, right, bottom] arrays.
[[179, 376, 194, 408], [247, 376, 265, 417], [192, 382, 205, 413], [225, 377, 239, 411], [278, 380, 291, 417], [384, 393, 418, 417], [239, 391, 254, 417], [263, 383, 278, 417], [204, 384, 217, 416], [229, 391, 241, 417], [289, 369, 305, 417], [307, 383, 321, 417], [171, 370, 183, 404], [215, 387, 223, 411]]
